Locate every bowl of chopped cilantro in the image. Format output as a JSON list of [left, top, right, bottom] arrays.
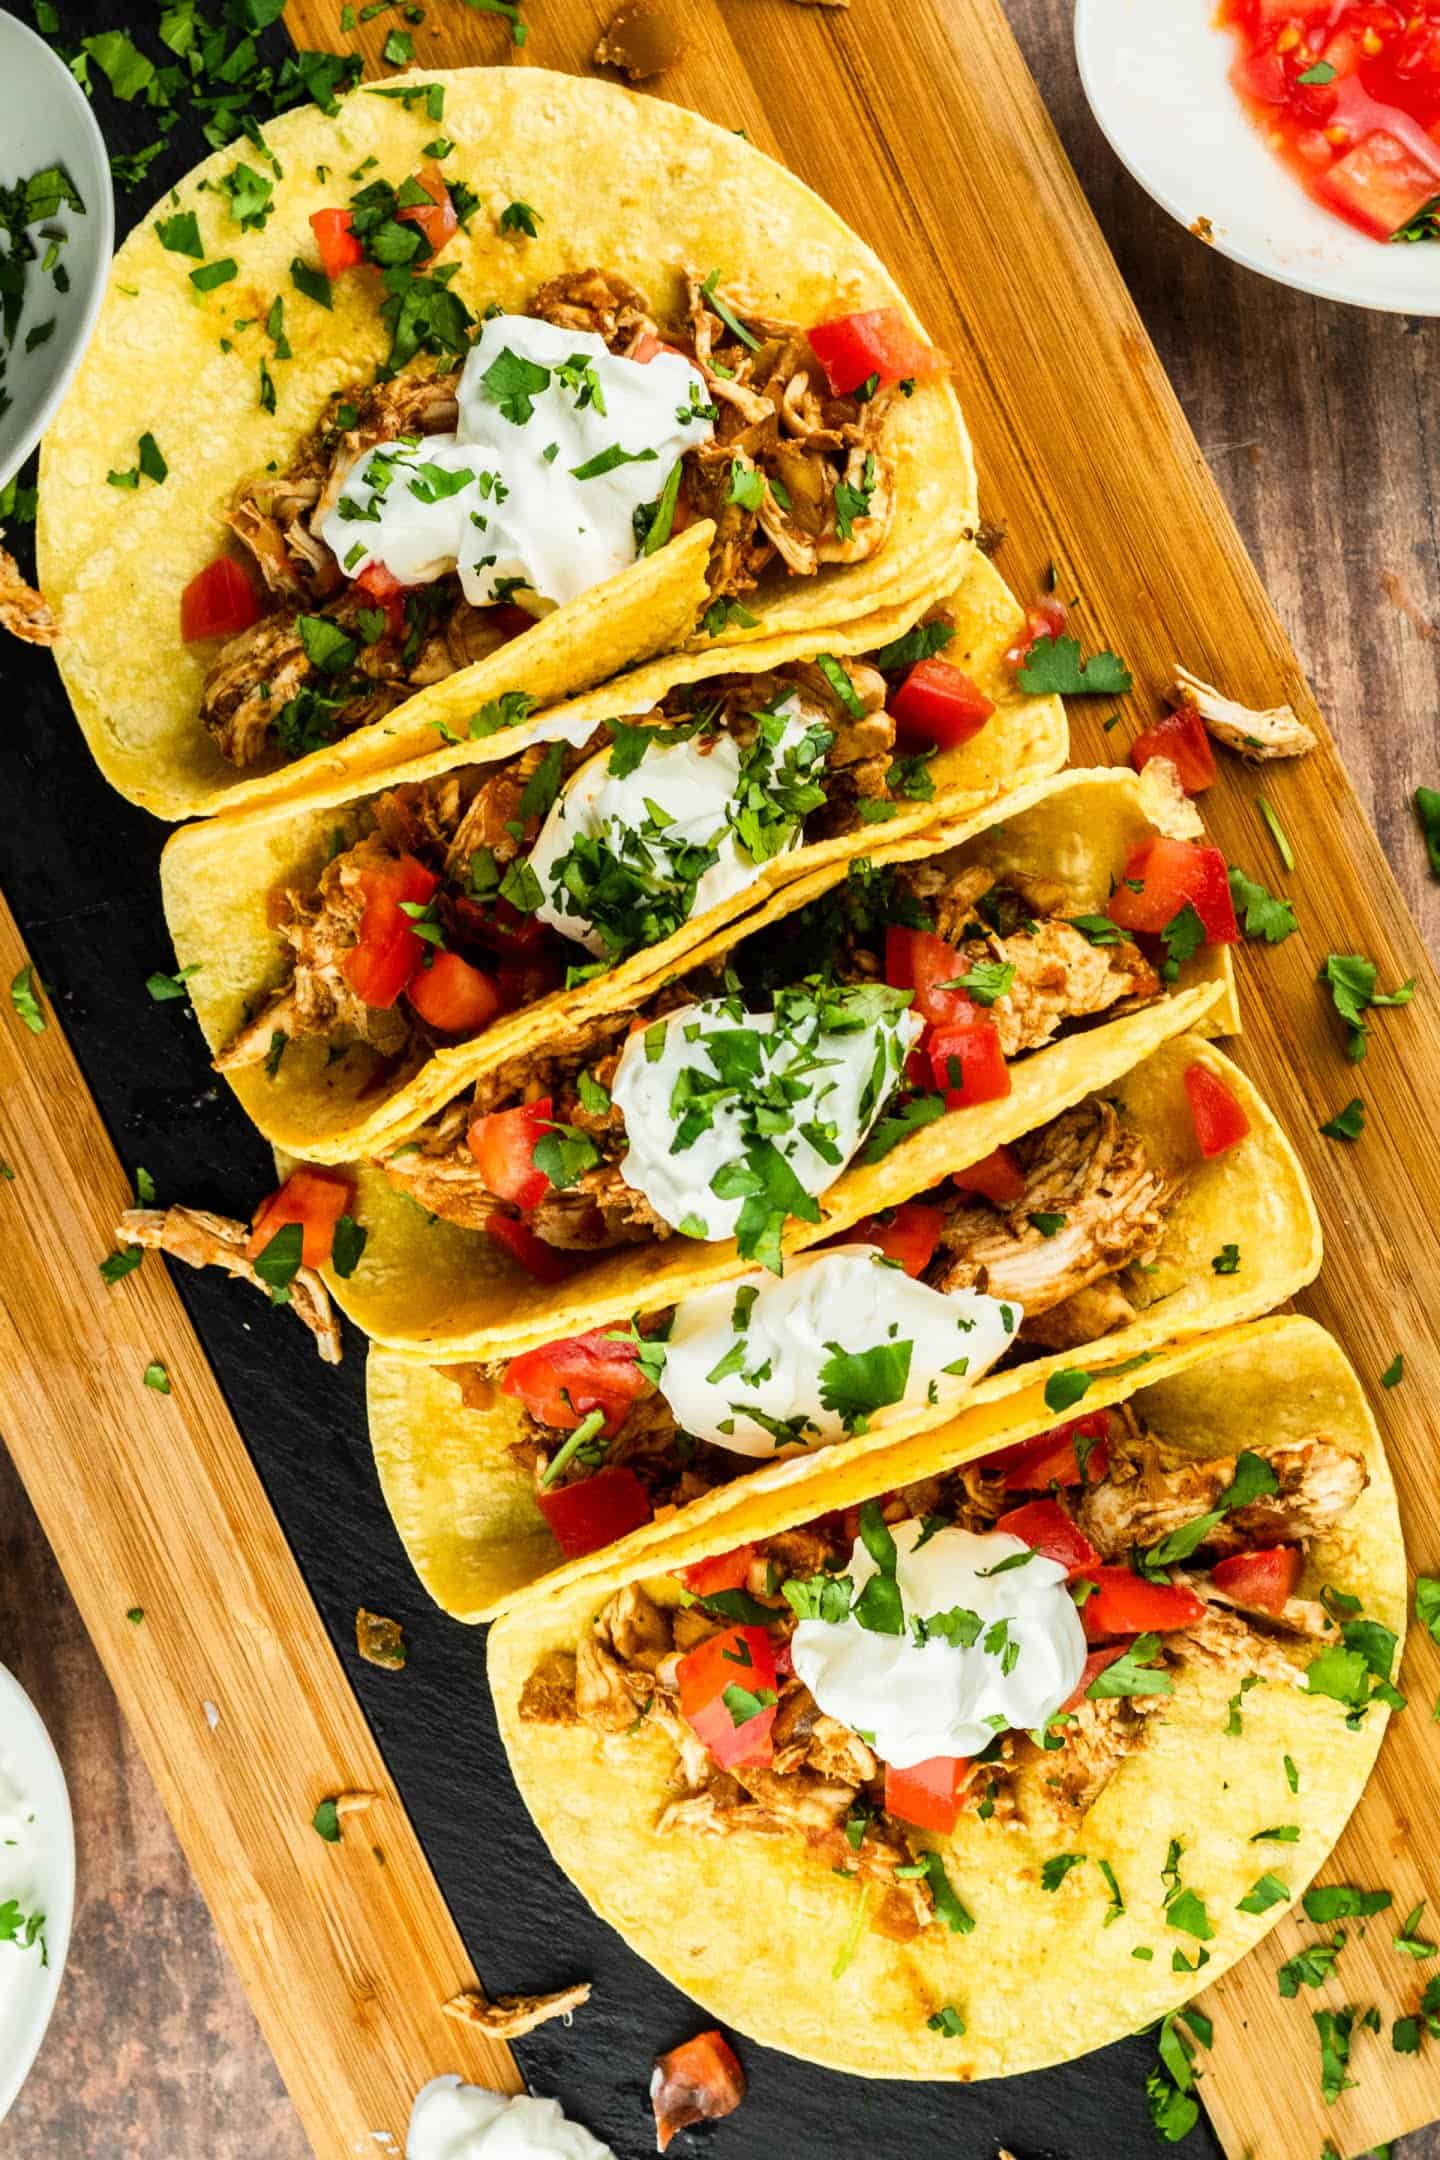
[[0, 6, 112, 489]]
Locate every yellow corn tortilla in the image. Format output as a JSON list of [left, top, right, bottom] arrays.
[[161, 548, 1065, 1163], [39, 66, 976, 820], [367, 1031, 1318, 1622], [297, 761, 1238, 1355], [488, 1316, 1404, 2079]]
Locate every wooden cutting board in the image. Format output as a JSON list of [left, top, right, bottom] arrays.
[[272, 1, 1440, 2153]]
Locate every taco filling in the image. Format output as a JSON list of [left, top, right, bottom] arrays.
[[367, 849, 1194, 1277], [517, 1406, 1368, 1941], [182, 167, 937, 770], [213, 651, 1002, 1083]]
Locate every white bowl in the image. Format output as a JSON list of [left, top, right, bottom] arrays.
[[0, 1664, 75, 2125], [0, 8, 113, 489], [1075, 0, 1440, 314]]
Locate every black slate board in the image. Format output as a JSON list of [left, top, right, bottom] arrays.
[[0, 14, 1222, 2152]]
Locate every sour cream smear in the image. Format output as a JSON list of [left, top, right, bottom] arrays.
[[659, 1247, 1019, 1455], [792, 1518, 1086, 1767], [407, 2077, 615, 2160], [320, 315, 714, 609]]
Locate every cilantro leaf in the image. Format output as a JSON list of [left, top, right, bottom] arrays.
[[1228, 864, 1297, 944], [1319, 1098, 1364, 1141], [1016, 634, 1133, 697], [817, 1339, 913, 1433]]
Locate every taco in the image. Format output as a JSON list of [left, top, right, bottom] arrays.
[[488, 1316, 1404, 2080], [39, 68, 975, 819], [366, 1031, 1319, 1619], [160, 550, 1065, 1162], [277, 760, 1240, 1355]]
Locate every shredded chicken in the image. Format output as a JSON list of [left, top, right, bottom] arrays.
[[1021, 1277, 1140, 1350], [443, 1981, 591, 2037], [1077, 1436, 1368, 1561], [0, 541, 59, 645], [1173, 668, 1317, 762], [985, 920, 1161, 1057], [1173, 1569, 1336, 1641], [1018, 1691, 1170, 1826], [114, 1205, 342, 1363], [1168, 1604, 1310, 1685]]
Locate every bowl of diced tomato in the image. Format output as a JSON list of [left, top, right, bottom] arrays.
[[1076, 0, 1440, 313]]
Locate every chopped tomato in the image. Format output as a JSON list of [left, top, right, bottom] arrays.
[[180, 556, 263, 643], [483, 1211, 575, 1284], [883, 1754, 970, 1835], [451, 894, 550, 959], [679, 1543, 758, 1597], [991, 1412, 1112, 1492], [490, 601, 539, 639], [950, 1144, 1026, 1209], [495, 951, 565, 1011], [884, 926, 977, 1028], [1081, 1566, 1207, 1640], [1003, 594, 1068, 673], [995, 1497, 1101, 1578], [807, 307, 943, 395], [632, 332, 683, 364], [467, 1095, 555, 1208], [1318, 129, 1440, 239], [650, 2032, 747, 2155], [1210, 1544, 1301, 1616], [309, 206, 362, 280], [845, 1200, 944, 1278], [503, 1326, 647, 1437], [535, 1465, 653, 1559], [928, 1017, 1011, 1108], [245, 1166, 353, 1269], [1062, 1640, 1131, 1711], [342, 853, 439, 1009], [1106, 834, 1239, 946], [353, 557, 407, 637], [890, 660, 996, 752], [1129, 705, 1217, 795], [1184, 1062, 1251, 1159], [677, 1626, 778, 1769], [405, 950, 504, 1036], [396, 159, 457, 256]]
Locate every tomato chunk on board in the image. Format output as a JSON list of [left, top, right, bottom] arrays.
[[1184, 1062, 1251, 1159], [677, 1626, 778, 1768], [503, 1327, 648, 1436], [535, 1465, 653, 1558], [1129, 705, 1217, 794], [1210, 1544, 1301, 1616], [650, 2032, 747, 2155], [246, 1166, 353, 1269], [883, 1755, 970, 1835]]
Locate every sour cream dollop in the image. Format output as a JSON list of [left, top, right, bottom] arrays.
[[526, 694, 826, 957], [791, 1519, 1086, 1768], [320, 315, 713, 610], [610, 991, 921, 1241], [407, 2076, 615, 2160], [659, 1247, 1018, 1455]]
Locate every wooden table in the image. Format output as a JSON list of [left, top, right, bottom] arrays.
[[2, 1, 1438, 2153]]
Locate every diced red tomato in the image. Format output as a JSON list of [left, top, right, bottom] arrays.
[[990, 1412, 1113, 1492], [1003, 594, 1068, 673], [502, 1325, 648, 1436], [490, 601, 539, 640], [884, 926, 977, 1028], [1062, 1640, 1131, 1711], [807, 308, 944, 395], [883, 1754, 970, 1835], [496, 951, 565, 1011], [632, 332, 684, 364], [1106, 834, 1239, 946], [1129, 704, 1217, 795], [535, 1465, 653, 1558], [467, 1095, 555, 1208], [677, 1626, 778, 1769], [1081, 1567, 1207, 1640], [890, 660, 996, 752], [650, 2031, 747, 2155], [1317, 129, 1440, 239], [405, 950, 503, 1036], [845, 1200, 945, 1278], [180, 556, 263, 643], [1183, 1062, 1251, 1159], [353, 557, 407, 637], [995, 1497, 1102, 1578], [451, 894, 550, 959], [396, 159, 457, 256], [1210, 1544, 1302, 1616], [483, 1211, 575, 1284], [309, 206, 362, 280], [928, 1017, 1011, 1108], [341, 854, 439, 1009], [679, 1543, 758, 1598], [245, 1166, 353, 1270], [950, 1144, 1026, 1209]]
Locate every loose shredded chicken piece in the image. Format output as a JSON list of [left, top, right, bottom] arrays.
[[114, 1205, 343, 1364], [1077, 1435, 1367, 1561], [443, 1981, 591, 2037], [0, 541, 59, 645], [1173, 668, 1317, 762]]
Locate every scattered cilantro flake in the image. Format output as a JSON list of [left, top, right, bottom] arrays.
[[499, 198, 541, 237], [142, 1361, 171, 1394], [146, 963, 201, 1003], [1318, 952, 1415, 1062], [190, 257, 238, 294], [99, 1246, 143, 1285], [1228, 864, 1296, 944], [1040, 1851, 1087, 1892], [10, 964, 45, 1033], [155, 209, 203, 258], [1237, 1873, 1290, 1915], [312, 1798, 342, 1842], [1257, 796, 1295, 872], [1319, 1097, 1365, 1141], [1415, 786, 1440, 877], [1016, 634, 1132, 697], [1211, 1242, 1240, 1275], [1382, 1353, 1404, 1388]]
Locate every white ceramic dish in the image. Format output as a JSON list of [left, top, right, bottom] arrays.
[[1075, 0, 1440, 314], [0, 7, 113, 490], [0, 1663, 74, 2125]]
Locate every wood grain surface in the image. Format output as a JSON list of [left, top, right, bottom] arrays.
[[3, 0, 1440, 2155]]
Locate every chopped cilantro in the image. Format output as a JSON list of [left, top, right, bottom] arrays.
[[1318, 952, 1414, 1063], [1237, 1873, 1290, 1915], [499, 198, 541, 237], [1040, 1851, 1087, 1892], [142, 1360, 171, 1394], [1212, 1242, 1240, 1274], [1319, 1097, 1365, 1141], [1415, 786, 1440, 877], [1228, 864, 1297, 944], [9, 963, 46, 1033], [1016, 635, 1132, 697], [155, 209, 203, 258]]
